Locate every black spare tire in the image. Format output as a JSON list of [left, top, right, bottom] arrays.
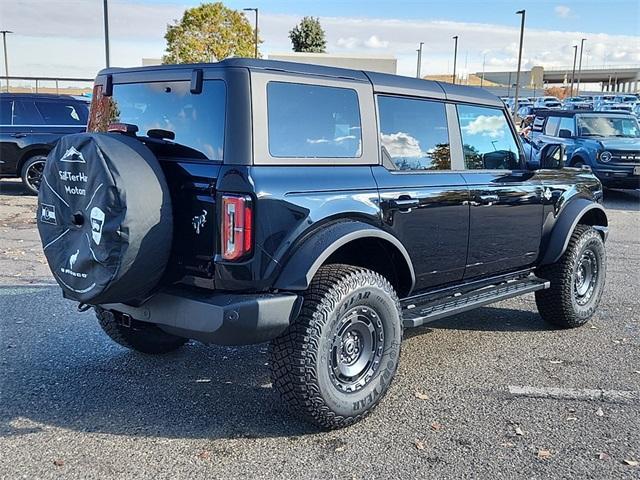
[[37, 132, 172, 305]]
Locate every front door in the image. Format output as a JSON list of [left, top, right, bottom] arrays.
[[373, 95, 469, 292], [455, 104, 544, 279]]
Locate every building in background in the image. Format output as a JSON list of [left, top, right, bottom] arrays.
[[268, 52, 397, 74]]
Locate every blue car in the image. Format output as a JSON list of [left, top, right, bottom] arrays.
[[530, 110, 640, 189]]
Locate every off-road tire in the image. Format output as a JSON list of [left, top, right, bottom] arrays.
[[535, 225, 606, 328], [269, 264, 403, 429], [21, 154, 47, 195], [96, 308, 187, 354]]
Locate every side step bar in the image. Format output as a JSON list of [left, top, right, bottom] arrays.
[[402, 275, 550, 328]]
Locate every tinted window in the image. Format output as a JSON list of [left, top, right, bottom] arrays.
[[89, 80, 226, 161], [0, 99, 11, 125], [558, 116, 575, 135], [267, 82, 361, 158], [577, 115, 640, 138], [13, 100, 44, 125], [378, 95, 450, 171], [457, 105, 520, 170], [544, 116, 561, 135], [35, 100, 88, 126]]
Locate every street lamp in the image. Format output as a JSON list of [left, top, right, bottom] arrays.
[[481, 52, 486, 87], [243, 8, 259, 58], [570, 44, 578, 97], [416, 42, 424, 79], [103, 0, 110, 67], [452, 36, 458, 84], [0, 30, 12, 92], [576, 38, 587, 94], [513, 9, 526, 116]]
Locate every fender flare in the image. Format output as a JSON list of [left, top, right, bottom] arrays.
[[273, 220, 416, 293], [540, 200, 608, 265]]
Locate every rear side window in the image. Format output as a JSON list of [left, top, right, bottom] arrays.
[[544, 116, 561, 135], [267, 82, 362, 158], [457, 104, 520, 170], [89, 80, 226, 161], [35, 100, 88, 126], [12, 100, 44, 125], [0, 99, 11, 125], [377, 95, 450, 171]]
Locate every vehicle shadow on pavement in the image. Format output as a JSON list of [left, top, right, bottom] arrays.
[[404, 306, 550, 340], [0, 180, 30, 197], [0, 288, 319, 440]]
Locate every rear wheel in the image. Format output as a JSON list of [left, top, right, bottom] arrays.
[[96, 308, 187, 354], [535, 225, 606, 328], [270, 265, 402, 429], [21, 154, 47, 195]]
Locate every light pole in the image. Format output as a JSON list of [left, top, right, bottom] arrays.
[[243, 8, 258, 58], [451, 35, 458, 84], [416, 42, 424, 78], [1, 30, 12, 92], [481, 53, 486, 87], [576, 38, 586, 94], [103, 0, 110, 67], [513, 9, 526, 116], [570, 44, 577, 97]]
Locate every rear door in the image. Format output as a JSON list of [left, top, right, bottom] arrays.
[[88, 71, 228, 286], [454, 104, 544, 279], [373, 95, 469, 291]]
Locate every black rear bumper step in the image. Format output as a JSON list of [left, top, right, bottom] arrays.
[[402, 275, 549, 328]]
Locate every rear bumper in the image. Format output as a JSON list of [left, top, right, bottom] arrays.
[[101, 287, 301, 346]]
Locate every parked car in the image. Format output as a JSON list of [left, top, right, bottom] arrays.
[[593, 94, 618, 112], [533, 96, 562, 109], [562, 96, 592, 110], [0, 93, 89, 194], [36, 59, 608, 429], [530, 110, 640, 189], [516, 106, 550, 128]]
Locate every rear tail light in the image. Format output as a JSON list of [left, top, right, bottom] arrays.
[[221, 194, 253, 261]]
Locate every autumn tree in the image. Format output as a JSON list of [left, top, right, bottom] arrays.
[[289, 17, 327, 53], [163, 3, 260, 64]]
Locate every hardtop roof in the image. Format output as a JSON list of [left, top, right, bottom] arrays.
[[98, 58, 503, 107]]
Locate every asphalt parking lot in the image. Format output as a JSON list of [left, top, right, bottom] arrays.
[[0, 178, 639, 479]]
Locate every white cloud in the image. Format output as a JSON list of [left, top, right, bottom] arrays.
[[381, 132, 425, 158], [462, 115, 506, 138], [337, 37, 360, 49], [554, 5, 572, 18], [365, 35, 389, 48]]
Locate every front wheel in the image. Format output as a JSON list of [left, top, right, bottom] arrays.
[[270, 265, 403, 429], [535, 225, 606, 328]]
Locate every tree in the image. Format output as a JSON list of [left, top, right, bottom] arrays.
[[289, 17, 327, 53], [163, 3, 259, 64]]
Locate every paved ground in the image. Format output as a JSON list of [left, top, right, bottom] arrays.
[[1, 178, 639, 479]]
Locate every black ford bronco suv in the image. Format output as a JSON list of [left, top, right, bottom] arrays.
[[37, 59, 608, 429]]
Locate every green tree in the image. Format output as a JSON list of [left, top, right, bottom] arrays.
[[163, 2, 259, 64], [289, 17, 327, 53]]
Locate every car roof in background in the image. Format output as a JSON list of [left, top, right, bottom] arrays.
[[536, 110, 635, 118], [97, 58, 504, 107]]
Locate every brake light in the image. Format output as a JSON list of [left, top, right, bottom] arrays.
[[221, 194, 253, 261]]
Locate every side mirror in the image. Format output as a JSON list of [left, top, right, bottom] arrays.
[[539, 143, 565, 169], [558, 128, 572, 138]]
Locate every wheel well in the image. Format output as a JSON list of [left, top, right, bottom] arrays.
[[323, 237, 413, 298], [18, 148, 50, 175], [569, 154, 585, 166], [578, 207, 608, 228]]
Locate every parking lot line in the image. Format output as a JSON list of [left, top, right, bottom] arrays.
[[508, 385, 640, 403]]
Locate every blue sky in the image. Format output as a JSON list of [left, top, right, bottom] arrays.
[[3, 0, 639, 82]]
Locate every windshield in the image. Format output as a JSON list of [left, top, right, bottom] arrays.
[[577, 116, 640, 138], [89, 80, 226, 161]]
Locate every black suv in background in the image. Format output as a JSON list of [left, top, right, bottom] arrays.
[[37, 59, 608, 429], [0, 93, 89, 194]]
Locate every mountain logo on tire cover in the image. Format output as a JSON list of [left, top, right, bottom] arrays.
[[60, 146, 86, 163], [90, 207, 105, 245]]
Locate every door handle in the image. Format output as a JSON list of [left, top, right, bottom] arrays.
[[388, 197, 420, 211], [476, 194, 499, 204], [11, 133, 28, 138]]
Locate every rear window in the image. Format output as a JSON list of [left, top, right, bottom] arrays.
[[35, 100, 88, 126], [89, 80, 226, 161], [267, 82, 362, 158]]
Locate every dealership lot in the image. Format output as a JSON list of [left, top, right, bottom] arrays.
[[0, 179, 639, 479]]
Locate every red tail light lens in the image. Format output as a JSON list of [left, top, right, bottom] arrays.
[[221, 194, 253, 261]]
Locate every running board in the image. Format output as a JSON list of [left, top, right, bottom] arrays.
[[402, 275, 550, 328]]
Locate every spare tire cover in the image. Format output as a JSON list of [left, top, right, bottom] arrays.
[[37, 132, 172, 305]]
